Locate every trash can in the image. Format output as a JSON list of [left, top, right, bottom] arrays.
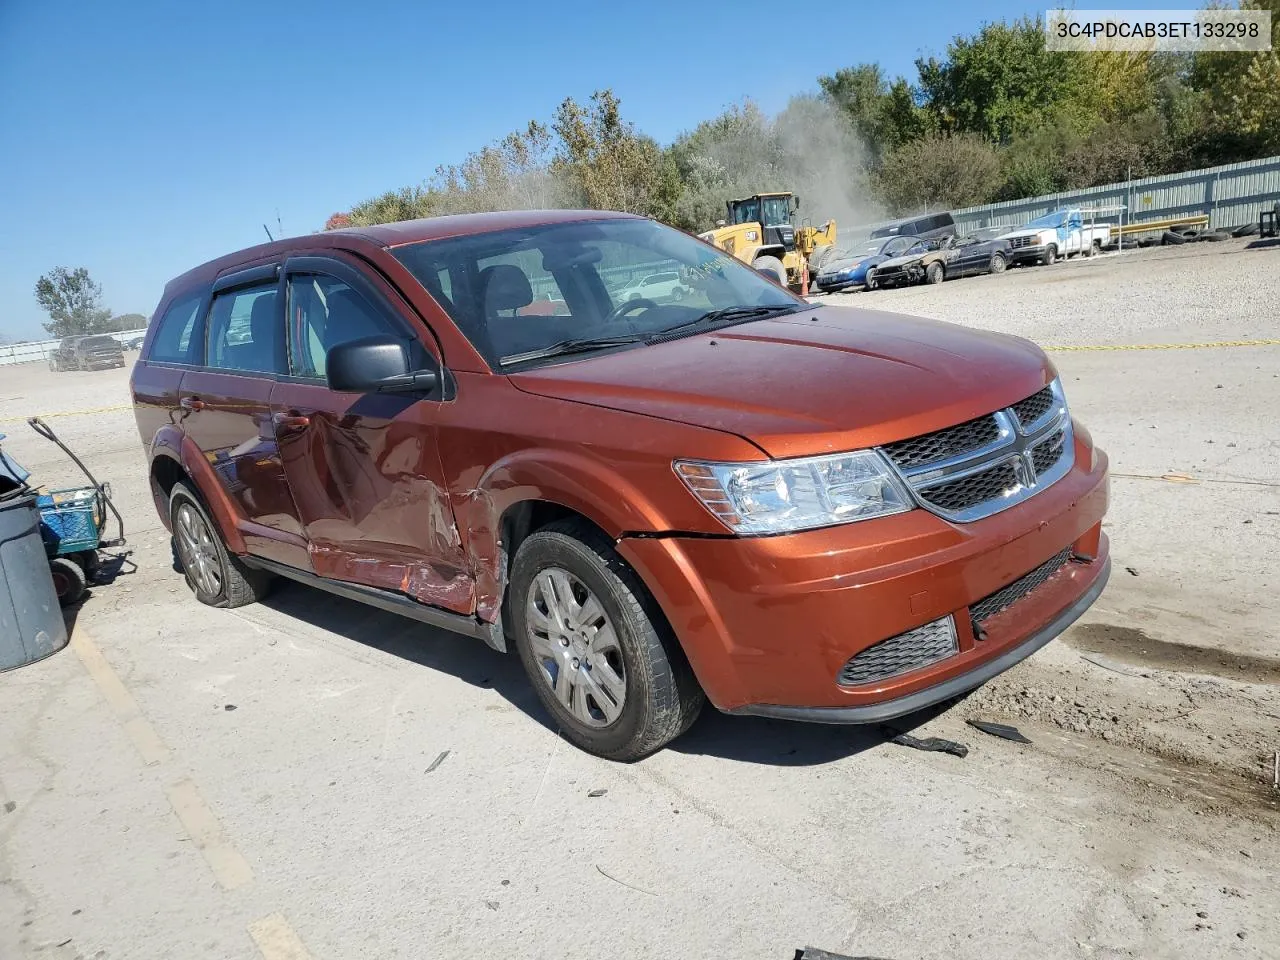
[[0, 492, 69, 671]]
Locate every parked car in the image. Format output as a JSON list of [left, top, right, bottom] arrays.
[[867, 233, 1013, 288], [124, 335, 147, 350], [48, 334, 126, 372], [814, 235, 927, 292], [618, 270, 688, 302], [131, 210, 1110, 761], [870, 211, 956, 241], [999, 210, 1113, 265]]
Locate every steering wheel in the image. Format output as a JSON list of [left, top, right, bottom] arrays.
[[604, 297, 661, 323]]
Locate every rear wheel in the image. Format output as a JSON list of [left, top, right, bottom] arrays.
[[925, 261, 945, 284], [752, 255, 787, 287], [989, 252, 1007, 274], [510, 519, 704, 761], [807, 244, 833, 278], [169, 482, 271, 608], [49, 556, 87, 607]]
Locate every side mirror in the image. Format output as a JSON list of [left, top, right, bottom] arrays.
[[793, 195, 801, 211], [326, 336, 438, 394], [715, 219, 726, 228]]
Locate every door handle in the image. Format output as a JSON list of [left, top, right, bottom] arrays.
[[273, 412, 311, 431], [179, 396, 205, 411]]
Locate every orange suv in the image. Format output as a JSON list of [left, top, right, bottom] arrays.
[[131, 210, 1110, 760]]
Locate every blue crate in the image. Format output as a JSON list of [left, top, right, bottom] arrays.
[[36, 487, 102, 554]]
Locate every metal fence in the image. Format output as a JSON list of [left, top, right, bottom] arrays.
[[0, 329, 147, 367], [949, 155, 1280, 233]]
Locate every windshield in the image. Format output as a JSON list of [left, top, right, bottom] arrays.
[[728, 198, 760, 225], [393, 218, 801, 368], [1024, 211, 1067, 229], [81, 336, 119, 348]]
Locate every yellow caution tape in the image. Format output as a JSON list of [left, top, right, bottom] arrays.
[[0, 403, 133, 425]]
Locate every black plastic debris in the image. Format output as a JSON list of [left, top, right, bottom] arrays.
[[587, 788, 608, 798], [884, 729, 968, 758], [966, 719, 1032, 744], [426, 750, 450, 773], [794, 948, 895, 960]]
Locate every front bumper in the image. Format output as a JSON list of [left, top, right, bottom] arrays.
[[1007, 243, 1048, 263], [874, 265, 924, 286], [617, 431, 1109, 716]]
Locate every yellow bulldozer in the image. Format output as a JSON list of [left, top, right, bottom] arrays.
[[697, 192, 837, 291]]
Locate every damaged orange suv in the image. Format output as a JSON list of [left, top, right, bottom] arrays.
[[132, 211, 1110, 760]]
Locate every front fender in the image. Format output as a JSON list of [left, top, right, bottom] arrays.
[[461, 447, 678, 622], [149, 424, 248, 555]]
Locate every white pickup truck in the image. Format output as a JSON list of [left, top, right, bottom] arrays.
[[998, 209, 1113, 265]]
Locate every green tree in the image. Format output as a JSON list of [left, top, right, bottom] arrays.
[[105, 312, 149, 333], [818, 64, 932, 162], [874, 133, 1002, 213], [34, 267, 112, 338]]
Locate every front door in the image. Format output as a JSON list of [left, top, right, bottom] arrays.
[[179, 266, 310, 570], [271, 255, 474, 614]]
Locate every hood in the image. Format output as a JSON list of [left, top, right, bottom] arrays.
[[509, 306, 1054, 459], [876, 250, 930, 269]]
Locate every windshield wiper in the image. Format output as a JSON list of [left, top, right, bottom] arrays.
[[652, 304, 800, 339], [500, 334, 648, 366]]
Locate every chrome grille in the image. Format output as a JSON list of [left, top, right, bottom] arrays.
[[1009, 236, 1035, 249], [971, 548, 1073, 626], [838, 616, 958, 687], [882, 416, 1001, 469], [879, 380, 1074, 523], [1012, 386, 1054, 428], [922, 460, 1021, 512]]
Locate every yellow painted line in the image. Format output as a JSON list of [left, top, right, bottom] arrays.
[[1046, 338, 1280, 352], [71, 626, 170, 766], [166, 778, 255, 891], [248, 913, 314, 960], [0, 403, 132, 425]]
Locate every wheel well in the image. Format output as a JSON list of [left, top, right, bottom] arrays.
[[151, 456, 187, 501], [500, 500, 606, 563]]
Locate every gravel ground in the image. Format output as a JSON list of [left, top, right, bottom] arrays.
[[1, 238, 1278, 960]]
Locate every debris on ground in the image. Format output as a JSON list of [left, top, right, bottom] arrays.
[[223, 704, 237, 712], [587, 788, 608, 798], [966, 719, 1032, 744], [425, 750, 450, 773], [793, 948, 894, 960], [885, 730, 968, 758], [594, 864, 657, 896]]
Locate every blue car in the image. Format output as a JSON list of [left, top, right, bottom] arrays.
[[814, 235, 927, 292]]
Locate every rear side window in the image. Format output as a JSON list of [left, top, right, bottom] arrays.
[[206, 282, 283, 374], [148, 293, 204, 364]]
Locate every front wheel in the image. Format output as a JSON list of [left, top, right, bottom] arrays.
[[50, 556, 87, 607], [509, 519, 704, 761], [989, 252, 1007, 274], [925, 261, 945, 284], [1042, 245, 1058, 265], [752, 254, 787, 287], [169, 482, 271, 607]]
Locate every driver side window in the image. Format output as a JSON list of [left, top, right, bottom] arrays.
[[286, 274, 401, 379]]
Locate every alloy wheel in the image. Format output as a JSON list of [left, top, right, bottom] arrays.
[[175, 501, 222, 597], [525, 566, 627, 727]]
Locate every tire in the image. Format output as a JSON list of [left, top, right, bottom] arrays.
[[1041, 245, 1058, 265], [1233, 222, 1260, 238], [49, 556, 87, 607], [1201, 229, 1231, 242], [1091, 240, 1102, 255], [1161, 230, 1187, 246], [169, 482, 271, 608], [1138, 235, 1160, 247], [509, 519, 704, 761], [752, 254, 787, 287], [864, 269, 877, 290], [807, 244, 833, 277], [989, 252, 1007, 274], [925, 261, 945, 284]]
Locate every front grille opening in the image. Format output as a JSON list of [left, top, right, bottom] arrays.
[[1012, 386, 1055, 429], [970, 548, 1073, 628], [1031, 429, 1067, 474], [837, 616, 958, 686], [882, 415, 1001, 470], [919, 460, 1021, 512]]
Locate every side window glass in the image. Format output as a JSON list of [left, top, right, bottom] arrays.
[[148, 293, 204, 364], [287, 274, 401, 378], [206, 282, 283, 375]]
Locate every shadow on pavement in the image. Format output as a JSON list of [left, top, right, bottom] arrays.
[[255, 577, 963, 767]]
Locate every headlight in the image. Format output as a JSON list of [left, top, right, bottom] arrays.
[[675, 450, 913, 535]]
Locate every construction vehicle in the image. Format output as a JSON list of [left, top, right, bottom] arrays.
[[697, 192, 837, 290]]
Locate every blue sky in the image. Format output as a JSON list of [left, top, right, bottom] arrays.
[[0, 0, 1178, 340]]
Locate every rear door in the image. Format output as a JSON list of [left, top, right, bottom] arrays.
[[178, 265, 310, 570], [271, 254, 473, 613]]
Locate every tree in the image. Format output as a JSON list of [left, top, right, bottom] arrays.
[[105, 312, 149, 333], [874, 133, 1002, 213], [34, 267, 113, 338]]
